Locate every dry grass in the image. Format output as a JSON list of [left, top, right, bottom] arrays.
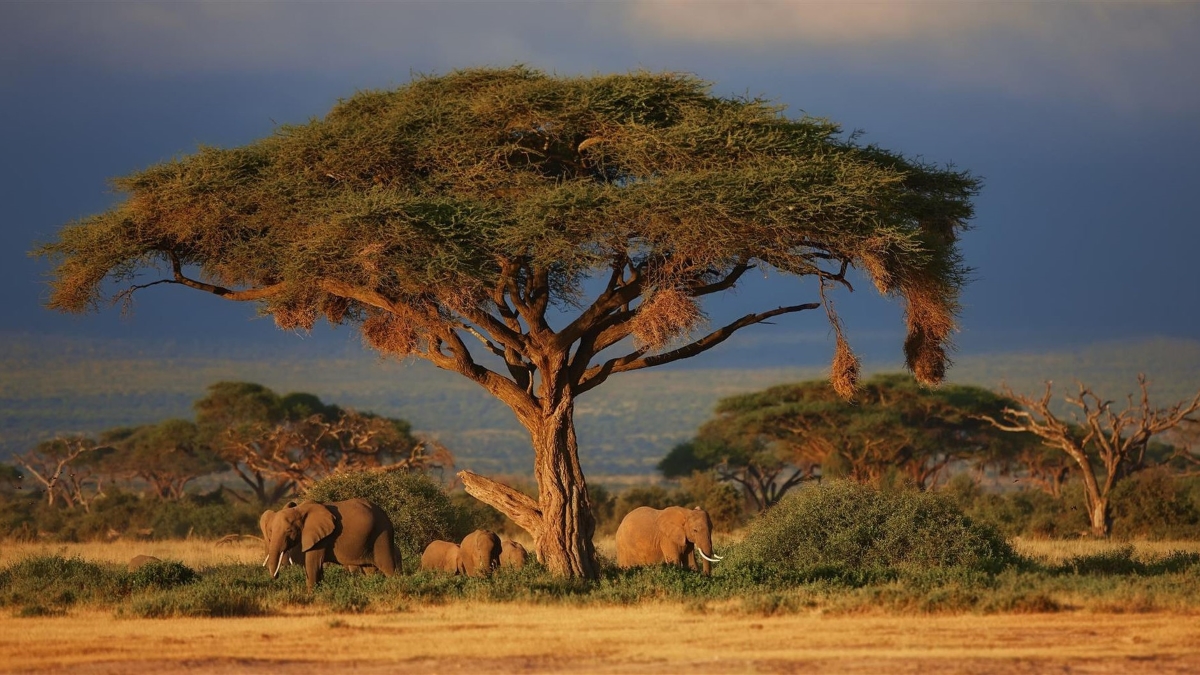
[[3, 605, 1199, 673], [1012, 537, 1200, 564], [0, 538, 264, 569]]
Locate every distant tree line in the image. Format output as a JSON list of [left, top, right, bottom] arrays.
[[659, 373, 1200, 538], [5, 381, 451, 512]]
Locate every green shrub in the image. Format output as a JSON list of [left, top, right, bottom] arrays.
[[0, 555, 128, 608], [1110, 469, 1200, 539], [130, 584, 266, 618], [128, 560, 199, 590], [303, 469, 459, 566], [726, 481, 1017, 577]]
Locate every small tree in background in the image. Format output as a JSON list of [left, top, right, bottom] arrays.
[[15, 437, 112, 511], [100, 420, 225, 500], [662, 374, 1024, 507], [38, 68, 977, 577], [982, 376, 1200, 537]]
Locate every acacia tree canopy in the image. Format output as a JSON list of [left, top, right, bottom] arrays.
[[37, 67, 978, 578]]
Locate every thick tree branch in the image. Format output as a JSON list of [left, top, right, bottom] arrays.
[[576, 302, 821, 393], [458, 470, 544, 541]]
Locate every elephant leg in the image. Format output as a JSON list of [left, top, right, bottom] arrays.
[[372, 532, 396, 577], [305, 549, 324, 591]]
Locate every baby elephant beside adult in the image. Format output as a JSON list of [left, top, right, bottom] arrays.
[[615, 506, 722, 576], [263, 498, 398, 591], [420, 529, 502, 577]]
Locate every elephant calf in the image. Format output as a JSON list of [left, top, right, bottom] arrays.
[[420, 540, 462, 574], [128, 555, 161, 571], [263, 498, 398, 591], [615, 506, 722, 576], [420, 529, 502, 577], [500, 539, 528, 570]]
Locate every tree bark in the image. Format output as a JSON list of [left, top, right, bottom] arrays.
[[460, 391, 598, 578], [1088, 497, 1111, 538]]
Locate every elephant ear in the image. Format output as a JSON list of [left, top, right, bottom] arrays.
[[258, 510, 274, 539], [300, 504, 336, 552]]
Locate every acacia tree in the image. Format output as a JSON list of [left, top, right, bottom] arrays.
[[37, 68, 976, 577], [662, 374, 1024, 506], [982, 376, 1200, 537], [100, 420, 225, 500]]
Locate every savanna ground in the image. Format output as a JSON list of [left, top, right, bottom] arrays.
[[3, 538, 1200, 673]]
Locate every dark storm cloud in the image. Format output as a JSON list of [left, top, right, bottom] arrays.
[[4, 2, 1197, 113]]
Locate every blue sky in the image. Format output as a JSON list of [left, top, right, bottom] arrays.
[[3, 1, 1199, 363]]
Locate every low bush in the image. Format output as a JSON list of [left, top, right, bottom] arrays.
[[128, 560, 199, 590], [0, 555, 128, 609], [725, 481, 1017, 577]]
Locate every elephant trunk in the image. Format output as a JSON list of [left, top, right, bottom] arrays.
[[694, 533, 716, 577], [267, 531, 290, 579]]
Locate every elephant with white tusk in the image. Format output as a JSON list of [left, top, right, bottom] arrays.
[[616, 506, 722, 576], [262, 498, 398, 591]]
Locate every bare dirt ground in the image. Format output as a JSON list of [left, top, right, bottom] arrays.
[[3, 604, 1199, 674]]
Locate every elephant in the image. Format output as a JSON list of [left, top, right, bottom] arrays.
[[263, 498, 398, 591], [615, 506, 722, 576], [459, 529, 502, 577], [127, 554, 161, 571], [420, 540, 463, 574], [499, 539, 528, 570]]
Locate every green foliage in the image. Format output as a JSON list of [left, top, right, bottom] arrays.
[[0, 556, 127, 609], [663, 374, 1029, 512], [4, 545, 1200, 617], [0, 489, 261, 541], [129, 560, 199, 590], [1110, 469, 1200, 539], [303, 469, 459, 566], [945, 471, 1200, 540], [726, 480, 1017, 576]]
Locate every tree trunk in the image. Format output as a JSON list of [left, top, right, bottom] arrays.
[[1088, 497, 1111, 538], [460, 393, 599, 579]]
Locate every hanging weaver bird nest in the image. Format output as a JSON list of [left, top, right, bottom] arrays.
[[830, 334, 861, 401], [629, 288, 706, 351], [901, 279, 956, 386], [361, 311, 420, 356]]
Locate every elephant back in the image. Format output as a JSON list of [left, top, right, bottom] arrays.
[[420, 540, 461, 573], [460, 529, 502, 577]]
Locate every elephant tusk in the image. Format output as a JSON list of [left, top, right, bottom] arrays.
[[272, 550, 285, 578], [696, 549, 722, 563], [263, 554, 270, 567]]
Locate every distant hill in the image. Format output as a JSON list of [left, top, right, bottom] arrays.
[[2, 332, 1197, 476]]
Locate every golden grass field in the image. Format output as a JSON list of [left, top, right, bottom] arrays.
[[3, 538, 1200, 673]]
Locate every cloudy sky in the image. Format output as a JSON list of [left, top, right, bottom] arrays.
[[3, 1, 1198, 363]]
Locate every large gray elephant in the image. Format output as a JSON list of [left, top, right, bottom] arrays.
[[459, 529, 501, 577], [263, 498, 398, 591], [500, 539, 528, 570], [420, 540, 463, 574], [615, 506, 722, 576]]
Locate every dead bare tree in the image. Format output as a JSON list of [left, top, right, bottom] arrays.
[[14, 437, 109, 511], [981, 375, 1200, 537]]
